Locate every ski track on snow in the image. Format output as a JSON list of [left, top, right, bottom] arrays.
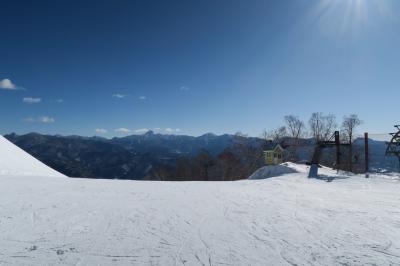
[[1, 165, 400, 265]]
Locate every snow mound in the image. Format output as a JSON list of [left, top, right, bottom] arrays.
[[248, 162, 300, 179], [0, 135, 66, 177]]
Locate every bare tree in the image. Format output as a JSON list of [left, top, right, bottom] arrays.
[[218, 150, 240, 181], [309, 113, 337, 142], [342, 114, 362, 171], [261, 130, 269, 142], [342, 114, 362, 144], [309, 112, 324, 141], [233, 132, 264, 178], [193, 150, 214, 181], [263, 126, 287, 142], [284, 115, 305, 141], [284, 115, 305, 161], [322, 114, 337, 141], [176, 157, 192, 180]]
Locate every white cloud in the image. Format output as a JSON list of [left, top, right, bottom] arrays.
[[113, 94, 127, 98], [139, 96, 147, 100], [23, 117, 35, 123], [0, 79, 17, 90], [55, 99, 64, 103], [115, 128, 131, 133], [95, 128, 107, 134], [180, 86, 190, 91], [23, 116, 55, 123], [135, 128, 149, 134], [165, 128, 181, 134], [39, 116, 55, 123], [154, 127, 161, 132], [23, 97, 42, 104]]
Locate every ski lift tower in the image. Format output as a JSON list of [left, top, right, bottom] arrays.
[[308, 131, 341, 178], [385, 125, 400, 170]]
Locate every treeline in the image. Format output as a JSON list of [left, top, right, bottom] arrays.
[[263, 113, 362, 144], [262, 112, 363, 143], [148, 112, 365, 180], [263, 112, 364, 172], [147, 134, 265, 181]]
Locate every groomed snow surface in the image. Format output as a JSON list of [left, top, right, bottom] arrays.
[[1, 161, 400, 265]]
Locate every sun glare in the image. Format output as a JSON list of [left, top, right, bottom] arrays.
[[311, 0, 394, 35]]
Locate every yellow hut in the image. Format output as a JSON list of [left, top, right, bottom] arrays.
[[263, 143, 284, 165]]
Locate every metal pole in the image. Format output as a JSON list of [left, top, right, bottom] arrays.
[[335, 131, 340, 167], [365, 132, 369, 178]]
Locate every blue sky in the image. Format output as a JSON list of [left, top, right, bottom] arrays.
[[1, 0, 400, 138]]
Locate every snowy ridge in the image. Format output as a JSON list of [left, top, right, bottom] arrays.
[[0, 135, 65, 177]]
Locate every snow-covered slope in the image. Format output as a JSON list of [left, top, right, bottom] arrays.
[[248, 162, 301, 179], [1, 163, 400, 265], [0, 135, 65, 177]]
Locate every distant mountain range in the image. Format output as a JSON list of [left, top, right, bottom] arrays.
[[4, 131, 263, 179], [353, 138, 399, 172], [4, 132, 398, 179]]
